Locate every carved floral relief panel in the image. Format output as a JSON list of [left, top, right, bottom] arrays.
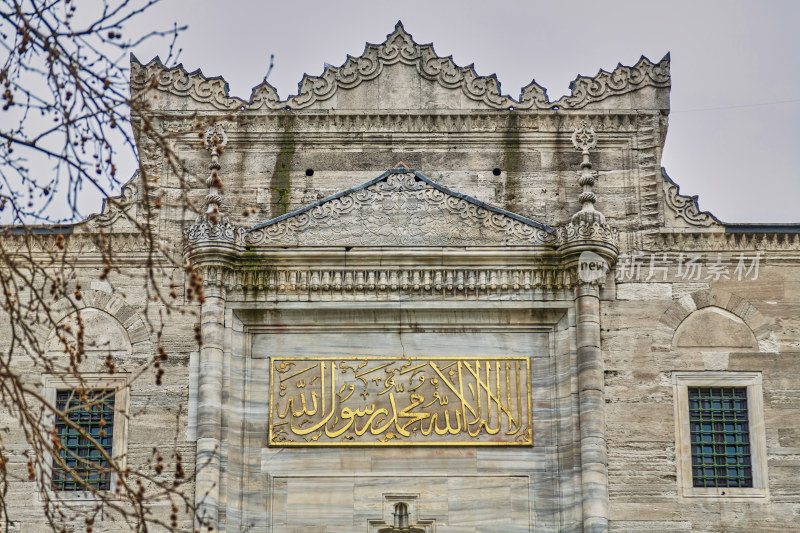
[[246, 171, 555, 247]]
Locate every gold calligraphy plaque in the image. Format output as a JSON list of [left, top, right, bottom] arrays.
[[269, 357, 531, 446]]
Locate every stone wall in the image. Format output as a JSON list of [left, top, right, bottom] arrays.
[[605, 265, 800, 532]]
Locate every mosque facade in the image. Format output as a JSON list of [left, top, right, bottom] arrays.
[[5, 23, 799, 533]]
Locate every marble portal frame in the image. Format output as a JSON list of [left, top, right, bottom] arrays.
[[218, 301, 583, 531]]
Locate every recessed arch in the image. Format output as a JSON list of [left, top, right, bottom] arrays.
[[46, 307, 132, 357], [673, 306, 757, 350], [652, 288, 772, 352], [37, 289, 151, 356]]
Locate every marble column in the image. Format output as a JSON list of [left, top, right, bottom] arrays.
[[576, 282, 608, 533], [195, 283, 225, 530]]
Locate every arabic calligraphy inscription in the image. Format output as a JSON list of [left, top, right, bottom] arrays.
[[269, 357, 531, 446]]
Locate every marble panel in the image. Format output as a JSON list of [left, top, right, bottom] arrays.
[[269, 475, 529, 533]]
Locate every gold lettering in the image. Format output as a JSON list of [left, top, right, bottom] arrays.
[[289, 362, 336, 436], [408, 375, 425, 392], [393, 393, 429, 436], [337, 383, 355, 403], [271, 357, 531, 445]]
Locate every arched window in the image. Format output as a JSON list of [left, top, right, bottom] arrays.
[[374, 498, 428, 533], [393, 502, 409, 528]]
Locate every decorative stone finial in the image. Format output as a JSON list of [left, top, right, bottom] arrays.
[[570, 120, 605, 226], [185, 124, 245, 248], [204, 124, 228, 224], [556, 120, 618, 285]]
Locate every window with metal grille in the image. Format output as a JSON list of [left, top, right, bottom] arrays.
[[688, 387, 752, 488], [52, 389, 114, 491]]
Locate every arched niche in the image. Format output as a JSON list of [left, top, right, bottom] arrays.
[[673, 306, 757, 350], [652, 288, 772, 352], [46, 307, 132, 357], [38, 290, 151, 369]]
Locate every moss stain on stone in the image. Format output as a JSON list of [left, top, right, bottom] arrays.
[[239, 249, 278, 298], [502, 113, 523, 214], [270, 116, 296, 217]]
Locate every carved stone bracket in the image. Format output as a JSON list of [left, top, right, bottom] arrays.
[[87, 171, 139, 228], [662, 168, 719, 227], [557, 221, 620, 286], [131, 23, 670, 112]]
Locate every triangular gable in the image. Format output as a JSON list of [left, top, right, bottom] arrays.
[[247, 166, 556, 247]]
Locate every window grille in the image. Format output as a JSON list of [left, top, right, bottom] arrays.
[[688, 387, 752, 488], [52, 389, 115, 491]]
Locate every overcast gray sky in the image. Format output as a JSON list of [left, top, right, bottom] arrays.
[[126, 0, 799, 223]]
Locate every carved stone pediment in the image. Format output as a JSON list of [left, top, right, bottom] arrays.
[[247, 167, 555, 247]]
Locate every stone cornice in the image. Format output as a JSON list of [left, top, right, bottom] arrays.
[[186, 215, 245, 247], [0, 231, 147, 255], [186, 226, 621, 292], [154, 111, 650, 135], [200, 263, 577, 295], [131, 22, 669, 112], [648, 230, 800, 253], [219, 247, 561, 266]]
